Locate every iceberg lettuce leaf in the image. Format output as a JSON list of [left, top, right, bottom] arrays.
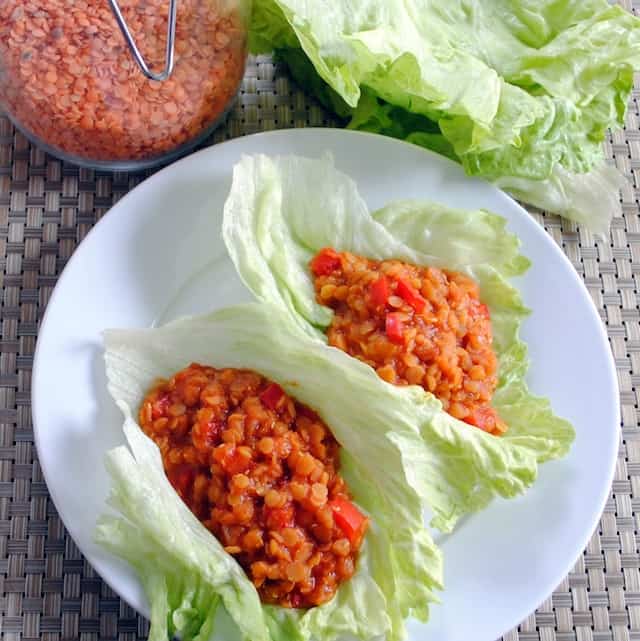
[[99, 302, 447, 641], [249, 0, 639, 229], [222, 153, 574, 531]]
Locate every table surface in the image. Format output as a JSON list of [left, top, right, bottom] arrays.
[[2, 8, 640, 641]]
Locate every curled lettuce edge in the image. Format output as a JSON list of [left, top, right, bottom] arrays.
[[248, 0, 638, 231], [495, 161, 627, 238], [221, 152, 575, 534], [96, 302, 450, 641]]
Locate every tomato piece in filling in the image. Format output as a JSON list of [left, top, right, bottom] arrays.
[[310, 247, 342, 276], [385, 312, 405, 344], [139, 364, 368, 608], [369, 275, 390, 307], [312, 249, 507, 435]]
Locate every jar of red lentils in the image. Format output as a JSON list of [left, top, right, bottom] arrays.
[[0, 0, 249, 170]]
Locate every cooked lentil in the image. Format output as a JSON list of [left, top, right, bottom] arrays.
[[311, 248, 507, 434], [0, 0, 246, 162], [139, 363, 368, 608]]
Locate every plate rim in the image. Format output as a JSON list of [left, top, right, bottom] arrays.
[[31, 127, 621, 640]]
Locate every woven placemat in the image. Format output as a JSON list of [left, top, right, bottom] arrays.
[[1, 6, 639, 640]]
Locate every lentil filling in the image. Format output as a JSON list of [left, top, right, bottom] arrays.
[[311, 248, 507, 434], [139, 364, 368, 608]]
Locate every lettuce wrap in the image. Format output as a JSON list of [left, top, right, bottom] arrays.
[[222, 153, 574, 530], [98, 303, 445, 641], [249, 0, 640, 233]]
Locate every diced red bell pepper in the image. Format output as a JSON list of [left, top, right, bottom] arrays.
[[463, 406, 497, 433], [385, 312, 405, 344], [329, 498, 368, 544], [310, 248, 342, 276], [260, 383, 286, 411], [370, 275, 390, 307], [395, 278, 426, 313], [151, 393, 170, 419]]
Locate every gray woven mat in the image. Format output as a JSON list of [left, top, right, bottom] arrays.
[[2, 7, 640, 641]]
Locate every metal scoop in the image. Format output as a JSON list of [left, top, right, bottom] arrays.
[[107, 0, 178, 81]]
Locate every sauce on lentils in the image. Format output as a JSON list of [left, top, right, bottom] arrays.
[[311, 248, 506, 434], [139, 364, 368, 608]]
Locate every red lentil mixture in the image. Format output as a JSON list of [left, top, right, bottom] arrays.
[[311, 248, 507, 435], [139, 364, 368, 608], [0, 0, 246, 161]]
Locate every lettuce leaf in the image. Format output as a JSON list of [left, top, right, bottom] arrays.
[[494, 162, 627, 236], [222, 153, 574, 529], [249, 0, 639, 230], [96, 409, 259, 641], [98, 303, 447, 641], [97, 152, 575, 641]]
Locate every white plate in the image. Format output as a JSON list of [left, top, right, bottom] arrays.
[[32, 129, 619, 641]]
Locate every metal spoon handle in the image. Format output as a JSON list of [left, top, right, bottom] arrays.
[[107, 0, 178, 82]]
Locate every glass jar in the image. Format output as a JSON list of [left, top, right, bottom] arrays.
[[0, 0, 249, 170]]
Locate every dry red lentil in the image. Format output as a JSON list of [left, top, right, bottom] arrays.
[[139, 363, 368, 608], [0, 0, 246, 162], [311, 248, 507, 435]]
